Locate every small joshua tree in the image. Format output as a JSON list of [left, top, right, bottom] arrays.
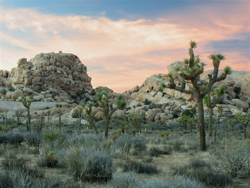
[[20, 94, 33, 131], [82, 103, 99, 134], [235, 113, 250, 139], [177, 114, 188, 131], [160, 41, 232, 151], [15, 109, 24, 126], [46, 109, 51, 124], [203, 86, 227, 137], [96, 87, 126, 138], [56, 104, 62, 131]]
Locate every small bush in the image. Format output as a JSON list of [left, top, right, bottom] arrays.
[[63, 147, 113, 182], [182, 108, 196, 117], [139, 177, 204, 188], [24, 131, 43, 146], [171, 158, 233, 187], [148, 146, 164, 157], [106, 171, 139, 188], [171, 140, 185, 151], [116, 159, 158, 174], [148, 103, 162, 109], [143, 98, 152, 105], [8, 87, 15, 92]]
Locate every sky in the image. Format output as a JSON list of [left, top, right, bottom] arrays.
[[0, 0, 249, 93]]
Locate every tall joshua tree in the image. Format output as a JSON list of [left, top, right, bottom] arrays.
[[160, 41, 232, 151], [203, 86, 228, 137], [96, 87, 126, 138]]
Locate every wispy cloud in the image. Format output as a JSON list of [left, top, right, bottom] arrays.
[[0, 2, 249, 92]]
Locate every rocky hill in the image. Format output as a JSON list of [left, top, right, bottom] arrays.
[[0, 52, 93, 102]]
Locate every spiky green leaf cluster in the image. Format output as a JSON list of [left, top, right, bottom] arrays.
[[202, 85, 214, 92], [96, 87, 109, 102], [160, 82, 166, 90], [224, 66, 232, 75], [190, 40, 197, 48], [216, 54, 225, 60], [175, 66, 180, 72], [214, 86, 225, 97], [184, 59, 189, 64], [56, 104, 62, 108], [209, 54, 217, 61], [203, 95, 211, 107]]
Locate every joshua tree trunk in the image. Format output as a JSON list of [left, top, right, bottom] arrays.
[[244, 126, 247, 139], [214, 123, 217, 142], [197, 97, 206, 151], [208, 108, 213, 137], [105, 118, 110, 138], [59, 110, 61, 131], [89, 117, 98, 134]]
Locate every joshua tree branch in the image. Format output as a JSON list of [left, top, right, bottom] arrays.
[[166, 81, 194, 95]]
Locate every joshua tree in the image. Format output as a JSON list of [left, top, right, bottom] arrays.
[[56, 104, 62, 131], [160, 41, 232, 151], [187, 116, 196, 133], [203, 86, 227, 137], [235, 113, 250, 139], [96, 87, 126, 138], [46, 110, 51, 124], [20, 94, 33, 131], [81, 103, 99, 134], [177, 114, 188, 131], [15, 109, 24, 126]]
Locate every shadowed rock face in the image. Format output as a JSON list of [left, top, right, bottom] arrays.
[[0, 52, 93, 94]]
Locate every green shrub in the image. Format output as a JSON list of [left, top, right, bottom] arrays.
[[148, 103, 162, 109], [182, 108, 196, 117], [172, 109, 181, 118], [143, 98, 152, 105], [8, 87, 15, 92], [42, 127, 60, 142]]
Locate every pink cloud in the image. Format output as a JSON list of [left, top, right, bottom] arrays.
[[0, 5, 249, 93]]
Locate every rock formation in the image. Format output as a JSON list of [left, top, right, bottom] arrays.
[[0, 52, 93, 95]]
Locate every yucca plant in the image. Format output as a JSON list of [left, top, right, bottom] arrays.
[[43, 126, 60, 142], [160, 40, 232, 151]]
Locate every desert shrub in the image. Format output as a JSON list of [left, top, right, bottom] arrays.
[[114, 134, 147, 155], [2, 157, 44, 179], [170, 140, 185, 151], [148, 103, 162, 109], [182, 108, 196, 117], [115, 159, 158, 174], [24, 131, 43, 146], [1, 88, 7, 95], [32, 114, 45, 133], [0, 132, 8, 144], [139, 177, 204, 188], [106, 171, 139, 188], [0, 173, 14, 188], [37, 151, 59, 168], [233, 86, 241, 98], [147, 145, 173, 157], [8, 132, 24, 145], [142, 157, 153, 163], [143, 98, 152, 105], [172, 158, 232, 187], [63, 147, 113, 182], [210, 139, 250, 178], [172, 109, 181, 118], [8, 87, 15, 92]]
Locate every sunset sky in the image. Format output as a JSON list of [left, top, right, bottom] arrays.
[[0, 0, 249, 93]]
